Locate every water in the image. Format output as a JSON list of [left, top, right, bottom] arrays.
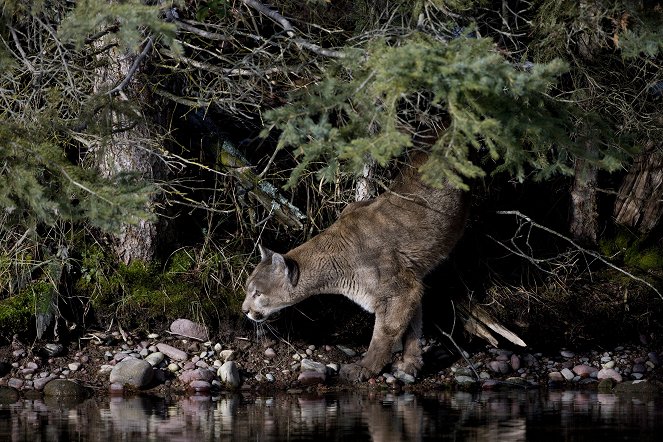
[[1, 389, 662, 441]]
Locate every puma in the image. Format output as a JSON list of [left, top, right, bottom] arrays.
[[242, 153, 469, 381]]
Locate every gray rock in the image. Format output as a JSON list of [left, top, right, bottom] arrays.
[[560, 350, 575, 358], [265, 373, 275, 383], [336, 345, 357, 357], [510, 354, 521, 370], [33, 375, 58, 390], [109, 358, 154, 388], [156, 343, 188, 361], [144, 352, 165, 366], [43, 379, 87, 397], [170, 318, 208, 341], [297, 370, 326, 386], [7, 378, 23, 389], [68, 362, 81, 372], [560, 368, 575, 381], [264, 348, 276, 359], [455, 376, 477, 387], [43, 343, 64, 357], [218, 361, 240, 388], [300, 358, 327, 374], [648, 352, 659, 365]]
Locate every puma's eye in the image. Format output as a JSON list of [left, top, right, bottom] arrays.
[[252, 292, 262, 299]]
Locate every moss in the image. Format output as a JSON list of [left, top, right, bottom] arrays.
[[0, 280, 53, 336], [599, 230, 663, 272], [166, 248, 196, 274], [74, 243, 239, 330], [0, 292, 32, 333]]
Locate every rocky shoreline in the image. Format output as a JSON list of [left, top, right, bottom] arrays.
[[1, 318, 662, 401]]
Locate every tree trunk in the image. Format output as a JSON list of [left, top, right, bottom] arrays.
[[570, 156, 599, 243], [613, 143, 663, 233], [92, 35, 165, 263]]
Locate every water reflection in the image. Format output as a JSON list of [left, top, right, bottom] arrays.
[[1, 389, 662, 441]]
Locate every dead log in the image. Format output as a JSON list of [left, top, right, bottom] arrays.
[[458, 303, 527, 348]]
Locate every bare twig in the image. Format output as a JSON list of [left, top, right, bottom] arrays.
[[107, 37, 153, 95], [240, 0, 346, 58]]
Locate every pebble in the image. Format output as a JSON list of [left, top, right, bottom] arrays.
[[179, 368, 215, 383], [336, 345, 357, 357], [169, 318, 209, 341], [147, 333, 159, 339], [572, 364, 598, 378], [560, 368, 575, 381], [68, 362, 81, 372], [33, 375, 58, 390], [219, 350, 234, 362], [548, 372, 564, 382], [297, 370, 326, 386], [300, 359, 326, 374], [597, 368, 623, 383], [265, 373, 275, 383], [393, 370, 415, 384], [602, 360, 615, 369], [218, 361, 240, 388], [264, 348, 276, 359], [156, 343, 188, 362], [188, 380, 211, 393], [145, 352, 165, 367]]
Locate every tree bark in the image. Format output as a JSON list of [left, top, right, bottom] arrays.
[[613, 143, 663, 233], [92, 34, 165, 263]]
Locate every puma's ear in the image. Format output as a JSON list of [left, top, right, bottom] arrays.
[[271, 252, 299, 287], [258, 244, 273, 262]]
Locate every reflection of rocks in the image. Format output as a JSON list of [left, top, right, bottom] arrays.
[[0, 385, 19, 403]]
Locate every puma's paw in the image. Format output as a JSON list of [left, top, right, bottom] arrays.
[[392, 357, 422, 378], [339, 363, 374, 382]]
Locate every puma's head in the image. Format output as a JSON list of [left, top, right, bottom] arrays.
[[242, 245, 300, 323]]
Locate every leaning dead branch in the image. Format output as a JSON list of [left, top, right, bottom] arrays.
[[497, 210, 663, 301]]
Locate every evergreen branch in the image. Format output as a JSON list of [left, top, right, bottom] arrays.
[[497, 210, 662, 301]]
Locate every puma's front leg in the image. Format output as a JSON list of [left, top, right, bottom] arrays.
[[340, 283, 422, 382], [392, 304, 423, 376]]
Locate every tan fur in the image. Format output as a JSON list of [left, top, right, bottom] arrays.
[[242, 154, 469, 381]]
